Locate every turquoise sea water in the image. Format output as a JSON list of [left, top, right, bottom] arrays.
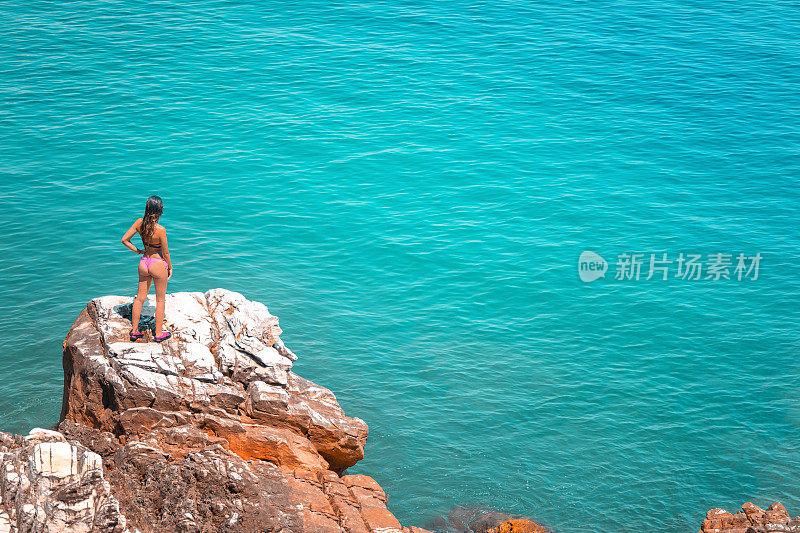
[[1, 1, 799, 531]]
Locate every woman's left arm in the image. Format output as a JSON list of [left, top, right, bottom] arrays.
[[121, 219, 144, 254]]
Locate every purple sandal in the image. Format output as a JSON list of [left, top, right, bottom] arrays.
[[154, 331, 172, 343], [129, 330, 144, 342]]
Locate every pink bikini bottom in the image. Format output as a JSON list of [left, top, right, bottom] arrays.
[[140, 256, 167, 271]]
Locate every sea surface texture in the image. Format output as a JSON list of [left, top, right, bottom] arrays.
[[1, 1, 799, 531]]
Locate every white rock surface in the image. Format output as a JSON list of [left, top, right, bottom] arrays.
[[206, 289, 293, 368], [89, 289, 294, 394], [0, 430, 125, 532]]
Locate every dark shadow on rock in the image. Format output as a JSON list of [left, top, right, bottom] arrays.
[[113, 303, 156, 333]]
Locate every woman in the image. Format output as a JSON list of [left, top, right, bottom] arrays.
[[121, 196, 173, 342]]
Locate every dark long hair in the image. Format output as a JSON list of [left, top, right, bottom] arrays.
[[140, 196, 163, 240]]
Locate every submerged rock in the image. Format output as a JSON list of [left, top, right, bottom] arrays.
[[1, 289, 434, 533], [424, 505, 549, 533]]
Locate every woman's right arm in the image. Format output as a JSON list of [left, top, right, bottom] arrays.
[[121, 219, 143, 254], [160, 228, 173, 278]]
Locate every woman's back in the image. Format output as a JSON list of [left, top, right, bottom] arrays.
[[138, 220, 165, 256]]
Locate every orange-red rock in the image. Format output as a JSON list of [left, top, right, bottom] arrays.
[[765, 501, 791, 523], [494, 518, 550, 533], [742, 501, 766, 525], [699, 501, 799, 533]]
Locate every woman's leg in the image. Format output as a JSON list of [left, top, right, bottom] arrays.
[[149, 260, 169, 336], [131, 262, 152, 333]]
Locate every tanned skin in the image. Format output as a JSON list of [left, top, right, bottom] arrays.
[[121, 218, 173, 337]]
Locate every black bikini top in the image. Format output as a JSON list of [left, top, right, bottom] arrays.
[[140, 234, 161, 249]]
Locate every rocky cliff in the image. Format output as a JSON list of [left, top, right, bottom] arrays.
[[0, 289, 435, 533]]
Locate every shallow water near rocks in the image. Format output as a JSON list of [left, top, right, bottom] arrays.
[[1, 1, 799, 531]]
